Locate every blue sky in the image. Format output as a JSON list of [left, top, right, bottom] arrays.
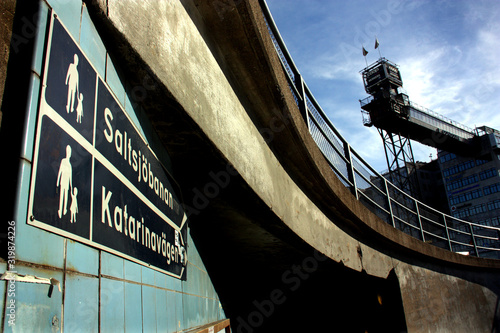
[[265, 0, 500, 172]]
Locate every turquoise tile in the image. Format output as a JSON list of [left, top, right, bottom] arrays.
[[166, 274, 182, 292], [14, 222, 65, 268], [142, 285, 156, 332], [100, 278, 124, 332], [21, 74, 40, 161], [201, 272, 210, 298], [204, 298, 212, 323], [155, 270, 166, 289], [184, 265, 201, 296], [186, 233, 204, 268], [15, 160, 65, 268], [14, 160, 31, 223], [124, 282, 142, 332], [47, 0, 82, 41], [124, 260, 142, 283], [211, 299, 219, 322], [32, 1, 50, 75], [64, 273, 98, 332], [182, 294, 199, 330], [183, 265, 194, 295], [105, 54, 126, 107], [206, 282, 216, 300], [66, 240, 99, 276], [80, 5, 106, 78], [156, 289, 168, 330], [218, 301, 225, 320], [3, 266, 63, 332], [166, 291, 177, 332], [142, 266, 155, 286], [175, 291, 184, 331], [101, 251, 123, 279], [200, 297, 208, 324], [0, 280, 5, 318], [194, 297, 203, 327], [0, 263, 5, 317]]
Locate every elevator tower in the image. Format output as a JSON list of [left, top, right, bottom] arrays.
[[359, 58, 418, 197]]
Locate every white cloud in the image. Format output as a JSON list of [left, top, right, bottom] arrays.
[[307, 53, 363, 83], [400, 49, 464, 116]]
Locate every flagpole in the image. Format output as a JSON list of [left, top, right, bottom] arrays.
[[375, 36, 382, 59], [362, 45, 368, 67]]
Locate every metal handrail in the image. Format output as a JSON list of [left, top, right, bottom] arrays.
[[408, 100, 476, 135], [259, 0, 500, 259]]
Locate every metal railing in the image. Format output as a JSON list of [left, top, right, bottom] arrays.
[[259, 0, 500, 259], [407, 102, 476, 140]]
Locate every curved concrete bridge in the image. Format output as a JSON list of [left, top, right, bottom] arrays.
[[53, 0, 500, 331]]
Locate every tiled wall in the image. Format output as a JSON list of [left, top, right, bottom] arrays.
[[2, 0, 226, 331]]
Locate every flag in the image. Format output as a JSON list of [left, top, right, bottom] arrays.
[[375, 38, 380, 49], [362, 47, 368, 56]]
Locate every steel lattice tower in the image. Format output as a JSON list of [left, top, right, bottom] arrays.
[[378, 129, 420, 198], [359, 58, 420, 198]]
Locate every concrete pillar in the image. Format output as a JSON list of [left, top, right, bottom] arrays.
[[395, 261, 499, 332]]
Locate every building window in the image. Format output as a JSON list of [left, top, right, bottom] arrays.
[[449, 189, 483, 205], [487, 200, 500, 211], [446, 174, 479, 191], [453, 203, 487, 219], [491, 217, 500, 226], [439, 153, 456, 163], [483, 183, 500, 196], [479, 168, 499, 181], [478, 217, 500, 227], [476, 159, 489, 166], [443, 160, 476, 177]]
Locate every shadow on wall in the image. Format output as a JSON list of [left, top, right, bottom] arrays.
[[493, 297, 500, 333], [0, 0, 40, 259]]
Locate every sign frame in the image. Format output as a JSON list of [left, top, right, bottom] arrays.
[[27, 11, 188, 280]]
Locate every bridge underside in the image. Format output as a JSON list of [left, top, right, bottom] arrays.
[[188, 187, 407, 331]]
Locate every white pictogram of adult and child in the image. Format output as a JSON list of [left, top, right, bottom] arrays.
[[65, 54, 84, 123], [57, 145, 78, 223], [56, 53, 84, 223]]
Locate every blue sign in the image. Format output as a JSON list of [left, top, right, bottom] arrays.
[[28, 14, 187, 279]]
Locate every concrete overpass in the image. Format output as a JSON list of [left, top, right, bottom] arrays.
[[81, 0, 500, 331], [2, 0, 499, 331]]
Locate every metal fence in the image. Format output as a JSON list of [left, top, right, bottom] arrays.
[[259, 0, 500, 259]]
